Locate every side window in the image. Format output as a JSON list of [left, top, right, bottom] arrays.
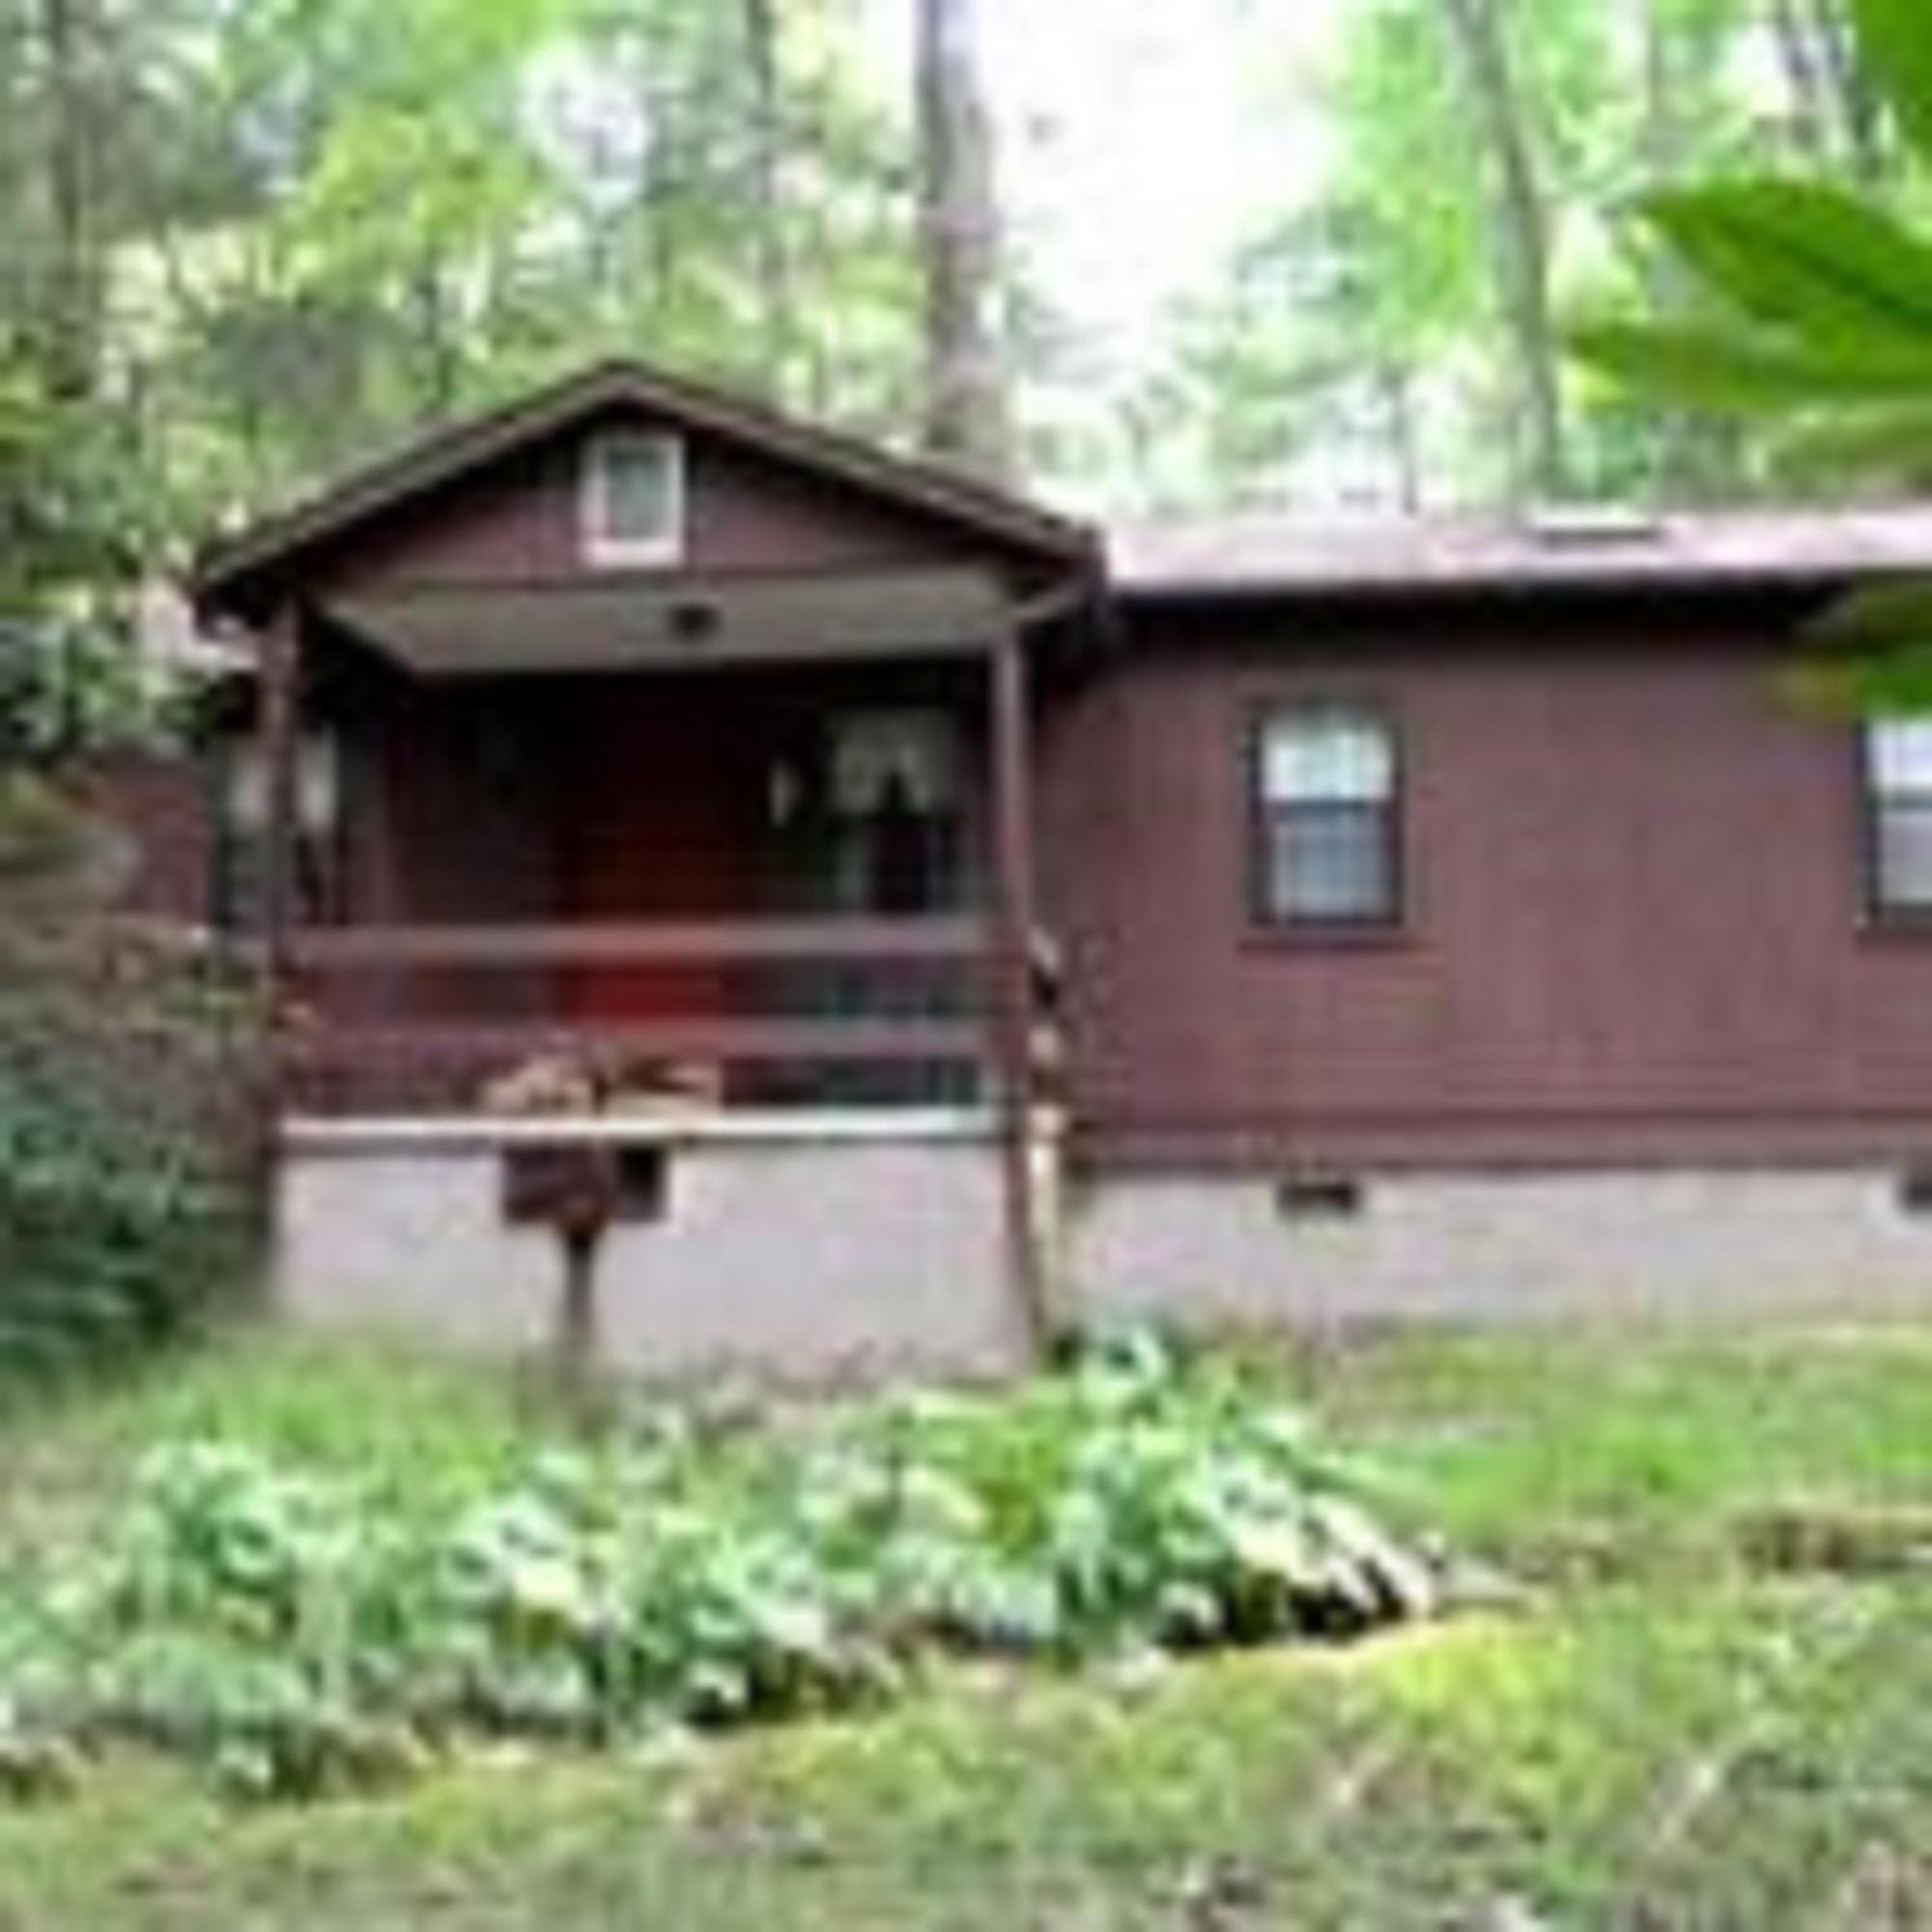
[[1864, 719, 1932, 921], [214, 731, 342, 933], [582, 430, 685, 567], [1253, 706, 1401, 929]]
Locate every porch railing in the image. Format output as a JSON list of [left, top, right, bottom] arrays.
[[276, 915, 1046, 1115]]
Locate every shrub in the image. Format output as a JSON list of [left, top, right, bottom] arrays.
[[0, 914, 266, 1386], [0, 1339, 1444, 1797]]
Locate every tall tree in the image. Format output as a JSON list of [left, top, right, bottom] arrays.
[[1769, 0, 1890, 183], [913, 0, 1012, 480], [38, 0, 101, 401], [741, 0, 790, 386], [1435, 0, 1568, 501], [0, 0, 970, 631], [1142, 0, 1880, 516]]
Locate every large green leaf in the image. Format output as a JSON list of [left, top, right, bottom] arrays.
[[1853, 0, 1932, 169], [1638, 181, 1932, 353], [1571, 320, 1932, 413], [1787, 580, 1932, 727], [1773, 404, 1932, 485]]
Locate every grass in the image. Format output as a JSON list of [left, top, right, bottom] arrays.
[[1293, 1322, 1932, 1573], [4, 1321, 1932, 1927]]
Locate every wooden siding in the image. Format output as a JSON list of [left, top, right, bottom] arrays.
[[310, 403, 997, 605], [279, 662, 1002, 1110], [1038, 598, 1932, 1171], [73, 749, 217, 926]]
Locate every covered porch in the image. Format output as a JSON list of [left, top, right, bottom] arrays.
[[190, 358, 1100, 1368], [243, 561, 1078, 1355], [266, 558, 1065, 1093]]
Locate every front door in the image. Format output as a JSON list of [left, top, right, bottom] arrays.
[[560, 685, 757, 1025]]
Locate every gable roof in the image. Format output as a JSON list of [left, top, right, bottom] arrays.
[[190, 354, 1932, 629], [1110, 504, 1932, 603], [192, 358, 1096, 615]]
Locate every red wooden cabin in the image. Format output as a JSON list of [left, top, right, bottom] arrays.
[[162, 360, 1932, 1374]]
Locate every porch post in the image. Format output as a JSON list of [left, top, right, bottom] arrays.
[[988, 615, 1052, 1355], [258, 599, 303, 993]]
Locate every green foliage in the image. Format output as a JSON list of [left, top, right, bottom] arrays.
[[0, 0, 933, 592], [5, 1329, 1932, 1922], [1572, 0, 1932, 688], [1575, 0, 1932, 463], [1850, 0, 1932, 161], [0, 620, 165, 773], [0, 770, 91, 879], [1574, 177, 1932, 441], [0, 923, 264, 1389], [0, 1339, 1436, 1798], [1149, 0, 1776, 508], [0, 353, 172, 768]]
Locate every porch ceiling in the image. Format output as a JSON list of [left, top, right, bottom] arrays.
[[327, 565, 1012, 677]]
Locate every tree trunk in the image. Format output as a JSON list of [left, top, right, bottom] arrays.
[[1770, 0, 1835, 160], [1435, 0, 1566, 504], [1802, 0, 1889, 185], [742, 0, 790, 395], [1375, 360, 1423, 512], [1638, 3, 1716, 498], [1770, 0, 1889, 182], [414, 262, 460, 419], [40, 0, 100, 402], [914, 0, 1013, 481]]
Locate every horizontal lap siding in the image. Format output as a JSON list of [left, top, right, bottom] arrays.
[[1040, 602, 1932, 1170], [313, 412, 990, 601]]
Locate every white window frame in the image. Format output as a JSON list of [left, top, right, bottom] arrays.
[[1252, 703, 1402, 930], [1864, 718, 1932, 921], [581, 429, 687, 569]]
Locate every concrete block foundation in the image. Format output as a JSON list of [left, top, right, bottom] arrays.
[[277, 1114, 1027, 1383], [277, 1116, 1932, 1381], [1069, 1167, 1932, 1334]]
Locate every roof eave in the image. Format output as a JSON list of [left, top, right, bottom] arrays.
[[1112, 565, 1896, 607], [191, 359, 1096, 619]]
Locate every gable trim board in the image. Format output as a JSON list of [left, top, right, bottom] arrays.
[[193, 359, 1095, 622]]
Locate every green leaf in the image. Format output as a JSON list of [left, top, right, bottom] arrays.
[[1772, 405, 1932, 484], [1853, 0, 1932, 168], [1637, 181, 1932, 352], [1807, 580, 1932, 653], [1784, 580, 1932, 722], [1784, 642, 1932, 719], [1570, 320, 1932, 413]]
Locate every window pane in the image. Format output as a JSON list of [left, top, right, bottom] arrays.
[[224, 735, 338, 835], [595, 435, 678, 546], [1262, 711, 1393, 804], [1869, 720, 1932, 797], [1878, 802, 1932, 910], [830, 711, 962, 815], [1264, 805, 1392, 922]]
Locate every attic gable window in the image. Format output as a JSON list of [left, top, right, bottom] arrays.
[[582, 429, 685, 567]]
